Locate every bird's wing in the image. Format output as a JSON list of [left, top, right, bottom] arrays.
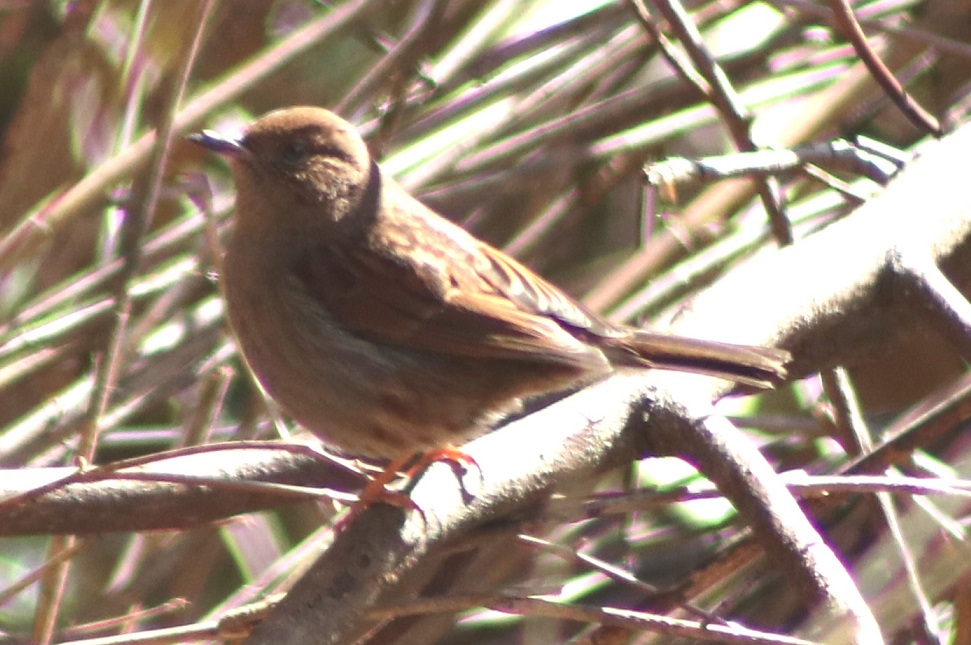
[[472, 240, 622, 338], [291, 229, 609, 369]]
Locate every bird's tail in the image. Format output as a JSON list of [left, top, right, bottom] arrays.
[[605, 331, 790, 390]]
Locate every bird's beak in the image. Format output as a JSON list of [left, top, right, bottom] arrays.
[[188, 129, 249, 159]]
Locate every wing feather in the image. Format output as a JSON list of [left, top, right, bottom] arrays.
[[292, 234, 603, 368]]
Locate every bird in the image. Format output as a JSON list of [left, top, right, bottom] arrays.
[[189, 107, 789, 463]]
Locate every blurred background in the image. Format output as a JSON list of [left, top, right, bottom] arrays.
[[0, 1, 970, 643]]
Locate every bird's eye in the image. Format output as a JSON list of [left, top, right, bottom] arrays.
[[280, 140, 308, 165]]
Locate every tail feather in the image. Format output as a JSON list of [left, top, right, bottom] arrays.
[[605, 331, 790, 390]]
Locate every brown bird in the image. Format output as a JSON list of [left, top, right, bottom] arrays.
[[190, 107, 789, 462]]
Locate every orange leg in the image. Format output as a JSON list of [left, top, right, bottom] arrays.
[[334, 452, 416, 533], [334, 447, 480, 533], [401, 446, 479, 482]]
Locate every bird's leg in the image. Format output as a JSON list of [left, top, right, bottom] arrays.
[[401, 447, 481, 504], [335, 448, 480, 532], [334, 452, 417, 532]]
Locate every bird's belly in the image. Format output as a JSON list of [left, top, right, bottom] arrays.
[[224, 267, 596, 460], [225, 280, 516, 458]]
